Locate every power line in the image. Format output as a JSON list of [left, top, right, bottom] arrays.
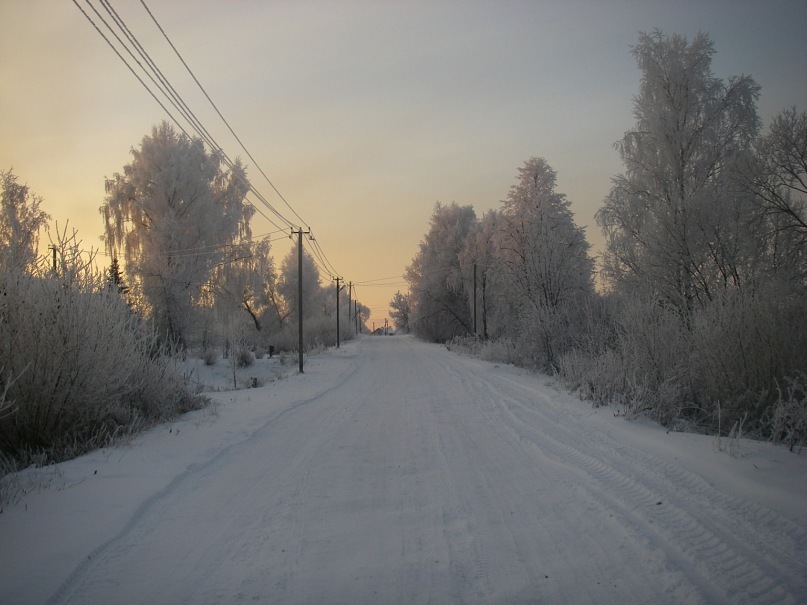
[[99, 0, 218, 156], [71, 0, 190, 139], [74, 0, 351, 286], [123, 1, 306, 232], [354, 274, 405, 284], [76, 0, 297, 233], [309, 235, 341, 279], [139, 0, 311, 231]]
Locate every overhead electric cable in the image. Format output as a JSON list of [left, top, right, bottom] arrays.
[[75, 0, 297, 232], [99, 0, 297, 231], [139, 0, 311, 231], [98, 0, 217, 153], [72, 0, 190, 139], [309, 235, 341, 278], [75, 0, 349, 282], [354, 274, 406, 285]]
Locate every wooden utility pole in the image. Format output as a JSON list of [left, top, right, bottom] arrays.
[[293, 228, 309, 372], [335, 276, 342, 348], [473, 262, 477, 336], [347, 282, 353, 336]]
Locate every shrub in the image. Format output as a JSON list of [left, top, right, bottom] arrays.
[[202, 346, 219, 366], [235, 345, 255, 368], [690, 288, 807, 430], [266, 313, 355, 355], [447, 335, 521, 366], [0, 247, 204, 464], [767, 374, 807, 452]]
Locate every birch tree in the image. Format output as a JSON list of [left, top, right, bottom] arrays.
[[460, 209, 504, 340], [751, 107, 807, 241], [596, 30, 760, 311], [747, 107, 807, 284], [101, 122, 253, 345], [495, 157, 593, 368], [406, 202, 476, 342], [389, 290, 410, 333], [0, 169, 50, 274], [276, 246, 327, 324], [209, 238, 276, 332]]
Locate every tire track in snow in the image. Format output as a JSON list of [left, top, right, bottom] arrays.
[[47, 354, 361, 605], [424, 348, 629, 602], [267, 366, 378, 602], [430, 409, 495, 602], [454, 356, 807, 604]]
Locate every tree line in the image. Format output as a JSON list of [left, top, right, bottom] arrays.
[[395, 31, 806, 447], [102, 121, 368, 353], [0, 122, 367, 465]]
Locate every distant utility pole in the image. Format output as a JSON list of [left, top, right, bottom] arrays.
[[473, 262, 477, 337], [347, 281, 353, 335], [354, 292, 360, 334], [335, 276, 343, 348], [292, 228, 310, 373]]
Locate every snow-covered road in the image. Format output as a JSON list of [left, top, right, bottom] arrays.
[[2, 336, 806, 604]]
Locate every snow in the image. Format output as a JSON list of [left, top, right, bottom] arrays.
[[1, 336, 805, 604]]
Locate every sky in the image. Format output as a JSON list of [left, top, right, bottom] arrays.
[[1, 0, 805, 327]]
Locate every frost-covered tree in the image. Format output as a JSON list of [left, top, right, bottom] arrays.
[[276, 246, 327, 324], [406, 202, 476, 342], [460, 209, 507, 340], [0, 169, 50, 274], [495, 157, 593, 368], [497, 157, 593, 309], [581, 32, 807, 433], [101, 122, 253, 345], [750, 107, 807, 243], [105, 256, 129, 297], [596, 31, 760, 311], [389, 290, 410, 333], [746, 107, 807, 285], [209, 238, 276, 333]]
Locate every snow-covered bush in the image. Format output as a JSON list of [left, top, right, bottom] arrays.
[[267, 311, 354, 355], [476, 338, 519, 364], [558, 348, 615, 405], [0, 244, 204, 463], [448, 335, 521, 366], [556, 292, 692, 425], [689, 287, 805, 430], [0, 370, 14, 421], [202, 345, 219, 366], [302, 314, 343, 349], [767, 374, 806, 452], [555, 284, 807, 439], [235, 345, 255, 368]]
